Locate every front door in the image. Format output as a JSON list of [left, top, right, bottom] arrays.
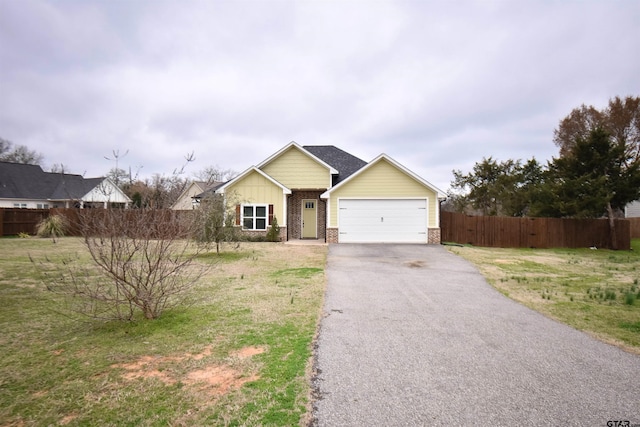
[[302, 199, 317, 238]]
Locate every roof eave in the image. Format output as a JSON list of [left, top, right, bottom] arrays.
[[215, 166, 292, 195]]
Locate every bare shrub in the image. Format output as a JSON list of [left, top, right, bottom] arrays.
[[36, 208, 208, 321]]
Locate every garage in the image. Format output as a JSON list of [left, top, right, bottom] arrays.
[[338, 199, 428, 243]]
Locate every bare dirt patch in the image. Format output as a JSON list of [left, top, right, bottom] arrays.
[[185, 366, 259, 396], [111, 345, 263, 397], [231, 346, 265, 359]]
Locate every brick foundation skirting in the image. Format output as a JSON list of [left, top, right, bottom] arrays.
[[428, 228, 441, 244], [325, 227, 440, 244]]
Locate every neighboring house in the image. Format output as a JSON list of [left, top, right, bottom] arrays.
[[215, 142, 446, 244], [171, 181, 224, 210], [0, 161, 131, 209], [625, 200, 640, 217]]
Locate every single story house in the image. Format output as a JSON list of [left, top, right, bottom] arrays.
[[0, 161, 131, 209], [215, 142, 446, 244]]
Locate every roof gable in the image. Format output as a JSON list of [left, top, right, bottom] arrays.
[[81, 178, 131, 203], [258, 141, 338, 174], [215, 166, 291, 195], [321, 154, 446, 199]]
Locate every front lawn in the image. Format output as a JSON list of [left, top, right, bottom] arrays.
[[0, 237, 326, 426], [448, 239, 640, 354]]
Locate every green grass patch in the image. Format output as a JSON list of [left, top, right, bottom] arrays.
[[272, 267, 324, 279], [619, 321, 640, 333], [448, 239, 640, 353], [196, 250, 255, 263], [0, 238, 326, 426]]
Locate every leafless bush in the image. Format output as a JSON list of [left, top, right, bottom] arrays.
[[35, 208, 208, 321]]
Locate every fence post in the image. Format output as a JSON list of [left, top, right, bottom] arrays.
[[0, 209, 4, 237]]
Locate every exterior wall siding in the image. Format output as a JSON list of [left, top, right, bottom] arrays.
[[287, 190, 326, 240], [261, 146, 331, 189], [172, 183, 203, 210], [0, 199, 48, 209], [626, 200, 640, 218], [227, 170, 286, 226], [326, 159, 438, 228]]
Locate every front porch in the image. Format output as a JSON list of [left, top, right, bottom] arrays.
[[286, 190, 326, 241]]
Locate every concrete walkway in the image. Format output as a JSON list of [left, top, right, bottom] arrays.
[[285, 239, 327, 246], [311, 244, 640, 426]]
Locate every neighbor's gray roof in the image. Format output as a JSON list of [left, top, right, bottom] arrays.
[[303, 145, 367, 184], [0, 161, 104, 200], [193, 181, 226, 199]]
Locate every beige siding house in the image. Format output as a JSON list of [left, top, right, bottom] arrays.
[[171, 181, 224, 210], [216, 142, 446, 243]]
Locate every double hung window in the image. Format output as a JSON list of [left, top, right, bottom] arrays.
[[243, 205, 268, 230]]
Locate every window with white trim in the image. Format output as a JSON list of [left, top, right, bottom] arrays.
[[37, 203, 49, 209], [242, 204, 268, 230]]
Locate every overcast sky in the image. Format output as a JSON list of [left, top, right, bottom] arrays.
[[1, 0, 638, 191]]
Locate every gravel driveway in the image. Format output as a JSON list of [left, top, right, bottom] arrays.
[[311, 244, 640, 426]]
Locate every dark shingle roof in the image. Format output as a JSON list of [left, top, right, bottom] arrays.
[[303, 145, 367, 185], [0, 161, 103, 200], [194, 181, 225, 199]]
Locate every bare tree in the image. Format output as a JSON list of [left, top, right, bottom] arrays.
[[36, 208, 207, 321], [50, 163, 69, 174], [0, 137, 44, 165], [554, 95, 640, 162], [193, 165, 237, 184], [34, 152, 209, 321]]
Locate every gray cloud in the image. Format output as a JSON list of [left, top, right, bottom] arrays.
[[1, 0, 638, 191]]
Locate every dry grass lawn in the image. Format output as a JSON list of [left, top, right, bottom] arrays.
[[447, 240, 640, 354], [0, 237, 326, 426]]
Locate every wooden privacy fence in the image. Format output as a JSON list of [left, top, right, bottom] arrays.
[[0, 208, 50, 236], [441, 211, 631, 250], [630, 218, 640, 239], [2, 208, 637, 248], [0, 208, 195, 238]]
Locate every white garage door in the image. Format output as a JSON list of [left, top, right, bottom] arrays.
[[338, 199, 428, 243]]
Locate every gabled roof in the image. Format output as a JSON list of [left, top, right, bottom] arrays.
[[50, 176, 104, 200], [303, 145, 367, 184], [257, 141, 339, 175], [215, 166, 292, 195], [0, 161, 58, 199], [193, 181, 226, 199], [0, 161, 130, 202], [320, 154, 447, 199], [173, 180, 223, 202]]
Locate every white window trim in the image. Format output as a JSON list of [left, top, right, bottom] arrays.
[[242, 204, 269, 231]]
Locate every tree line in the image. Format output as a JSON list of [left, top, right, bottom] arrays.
[[446, 95, 640, 249]]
